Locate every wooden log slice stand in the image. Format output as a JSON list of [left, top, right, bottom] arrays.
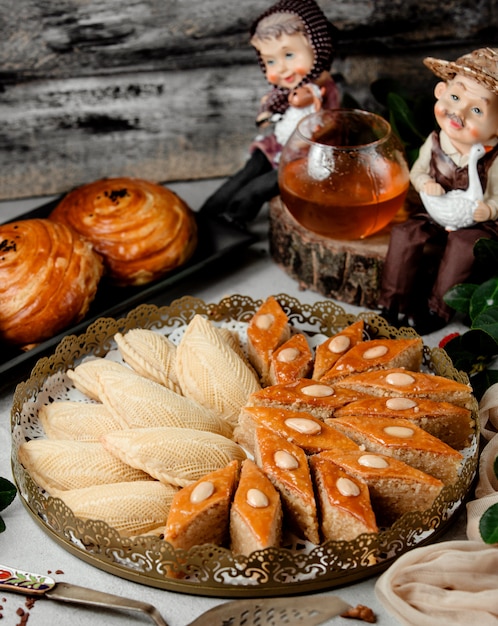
[[269, 196, 412, 310]]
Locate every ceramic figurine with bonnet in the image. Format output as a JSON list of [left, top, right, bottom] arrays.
[[379, 48, 498, 335], [199, 0, 339, 229]]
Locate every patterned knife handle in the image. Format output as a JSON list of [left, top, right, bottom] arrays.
[[0, 564, 55, 595]]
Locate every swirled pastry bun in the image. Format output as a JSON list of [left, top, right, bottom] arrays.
[[0, 218, 103, 347], [50, 177, 197, 286]]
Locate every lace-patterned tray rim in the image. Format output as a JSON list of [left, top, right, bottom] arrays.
[[10, 294, 480, 597]]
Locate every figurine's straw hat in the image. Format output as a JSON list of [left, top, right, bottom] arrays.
[[424, 48, 498, 95]]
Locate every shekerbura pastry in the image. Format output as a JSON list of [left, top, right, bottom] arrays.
[[51, 481, 178, 537]]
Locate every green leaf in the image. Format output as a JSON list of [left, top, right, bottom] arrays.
[[447, 328, 498, 358], [388, 113, 407, 153], [472, 306, 498, 343], [470, 278, 498, 320], [387, 92, 427, 144], [412, 94, 437, 137], [0, 477, 16, 513], [442, 329, 498, 372], [406, 147, 421, 167], [474, 237, 498, 268], [444, 282, 479, 315], [0, 516, 5, 534], [368, 79, 435, 167], [479, 502, 498, 544]]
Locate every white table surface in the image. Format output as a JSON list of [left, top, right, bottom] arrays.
[[0, 180, 469, 626]]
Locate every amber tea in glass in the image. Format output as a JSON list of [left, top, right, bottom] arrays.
[[278, 109, 410, 240]]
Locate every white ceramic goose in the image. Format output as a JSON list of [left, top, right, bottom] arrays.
[[420, 142, 486, 231]]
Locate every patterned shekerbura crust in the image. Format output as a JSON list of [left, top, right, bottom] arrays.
[[10, 294, 479, 597]]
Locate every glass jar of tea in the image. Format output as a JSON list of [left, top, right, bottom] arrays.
[[278, 109, 410, 240]]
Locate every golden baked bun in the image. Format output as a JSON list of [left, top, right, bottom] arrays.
[[0, 218, 103, 347], [50, 177, 198, 286]]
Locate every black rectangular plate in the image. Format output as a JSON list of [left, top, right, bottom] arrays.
[[0, 194, 258, 386]]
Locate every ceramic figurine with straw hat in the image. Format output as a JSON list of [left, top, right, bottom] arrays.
[[379, 48, 498, 335]]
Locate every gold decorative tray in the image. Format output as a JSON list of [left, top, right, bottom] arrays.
[[11, 294, 479, 598]]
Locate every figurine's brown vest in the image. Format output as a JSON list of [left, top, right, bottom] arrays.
[[429, 131, 498, 193]]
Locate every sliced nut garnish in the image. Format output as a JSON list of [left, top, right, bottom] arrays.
[[301, 384, 334, 397], [363, 345, 388, 359], [255, 313, 274, 330], [190, 481, 215, 504], [386, 397, 417, 410], [336, 476, 361, 497], [358, 454, 389, 469], [285, 417, 322, 435], [246, 488, 269, 508], [274, 450, 299, 470], [277, 347, 300, 363], [383, 425, 415, 438], [328, 335, 351, 353], [385, 372, 415, 386]]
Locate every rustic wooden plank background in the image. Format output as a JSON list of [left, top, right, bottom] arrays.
[[1, 0, 497, 201]]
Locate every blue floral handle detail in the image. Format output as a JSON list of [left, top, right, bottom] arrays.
[[0, 564, 55, 595]]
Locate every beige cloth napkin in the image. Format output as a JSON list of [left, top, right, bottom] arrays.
[[478, 383, 498, 442], [375, 540, 498, 625]]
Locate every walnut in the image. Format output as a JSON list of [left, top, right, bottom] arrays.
[[341, 604, 377, 623]]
